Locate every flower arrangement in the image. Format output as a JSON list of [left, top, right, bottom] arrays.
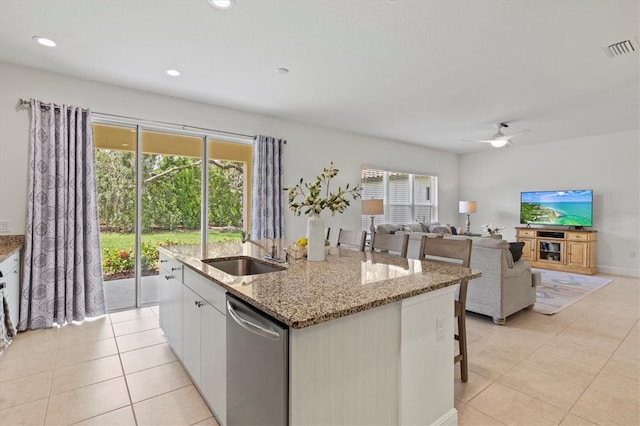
[[482, 223, 504, 236], [284, 162, 362, 216]]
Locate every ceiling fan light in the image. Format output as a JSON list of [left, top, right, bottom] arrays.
[[33, 36, 56, 47], [490, 139, 508, 148], [208, 0, 233, 9]]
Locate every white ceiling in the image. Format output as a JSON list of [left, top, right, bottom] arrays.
[[0, 0, 638, 153]]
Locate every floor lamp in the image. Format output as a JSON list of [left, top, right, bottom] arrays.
[[362, 199, 384, 235], [459, 201, 477, 235]]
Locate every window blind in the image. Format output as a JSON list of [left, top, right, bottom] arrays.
[[360, 168, 437, 230]]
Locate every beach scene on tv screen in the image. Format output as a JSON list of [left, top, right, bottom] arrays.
[[521, 190, 592, 226]]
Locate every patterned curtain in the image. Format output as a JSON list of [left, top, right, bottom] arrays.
[[19, 99, 105, 330], [251, 135, 285, 239]]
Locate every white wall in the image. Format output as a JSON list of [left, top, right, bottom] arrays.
[[3, 61, 635, 276], [459, 131, 640, 276], [0, 61, 459, 241]]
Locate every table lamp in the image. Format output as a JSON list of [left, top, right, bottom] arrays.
[[362, 199, 384, 234], [459, 200, 477, 235]]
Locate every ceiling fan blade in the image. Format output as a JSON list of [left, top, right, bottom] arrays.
[[504, 129, 530, 138]]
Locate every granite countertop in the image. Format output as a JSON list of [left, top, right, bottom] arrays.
[[0, 235, 24, 262], [160, 240, 481, 329]]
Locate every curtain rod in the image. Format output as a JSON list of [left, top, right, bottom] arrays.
[[17, 97, 270, 142]]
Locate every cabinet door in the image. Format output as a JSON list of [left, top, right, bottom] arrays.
[[169, 276, 183, 358], [201, 303, 227, 425], [158, 270, 171, 341], [567, 241, 589, 268], [538, 240, 563, 263], [4, 251, 20, 327], [518, 238, 535, 262], [182, 285, 202, 384]]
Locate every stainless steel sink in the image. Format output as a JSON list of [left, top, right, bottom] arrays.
[[202, 256, 286, 276]]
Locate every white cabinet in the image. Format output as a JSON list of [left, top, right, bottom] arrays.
[[181, 284, 202, 381], [200, 301, 226, 425], [180, 265, 227, 425], [0, 249, 20, 327], [158, 252, 183, 358]]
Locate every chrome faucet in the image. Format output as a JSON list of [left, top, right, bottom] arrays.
[[241, 232, 287, 263], [265, 238, 286, 263]]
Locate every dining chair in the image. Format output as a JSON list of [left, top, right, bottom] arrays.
[[418, 236, 473, 382], [370, 232, 409, 258], [336, 229, 366, 251]]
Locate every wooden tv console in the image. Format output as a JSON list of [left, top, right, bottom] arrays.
[[515, 227, 597, 275]]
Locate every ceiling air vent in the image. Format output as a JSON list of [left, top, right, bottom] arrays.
[[602, 38, 639, 58]]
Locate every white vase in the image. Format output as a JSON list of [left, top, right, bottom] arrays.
[[306, 215, 325, 261]]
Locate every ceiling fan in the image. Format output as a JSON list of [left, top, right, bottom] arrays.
[[465, 122, 530, 148]]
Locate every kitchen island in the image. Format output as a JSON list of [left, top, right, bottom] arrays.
[[159, 240, 481, 425]]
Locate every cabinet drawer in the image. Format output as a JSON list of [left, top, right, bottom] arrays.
[[183, 267, 226, 314], [159, 252, 183, 281], [566, 232, 593, 241], [517, 229, 535, 238]]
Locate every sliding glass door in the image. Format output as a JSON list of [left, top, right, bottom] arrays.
[[93, 122, 250, 311], [140, 130, 203, 305]]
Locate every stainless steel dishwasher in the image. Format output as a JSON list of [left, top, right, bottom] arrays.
[[226, 293, 289, 425]]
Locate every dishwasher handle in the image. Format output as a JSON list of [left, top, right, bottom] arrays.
[[226, 300, 281, 341]]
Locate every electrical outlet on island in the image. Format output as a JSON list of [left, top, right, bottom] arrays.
[[0, 220, 10, 233]]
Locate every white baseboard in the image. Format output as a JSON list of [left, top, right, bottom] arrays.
[[432, 408, 458, 426], [596, 265, 640, 277]]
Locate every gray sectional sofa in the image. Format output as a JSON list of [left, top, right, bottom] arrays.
[[445, 235, 539, 324], [375, 222, 456, 259], [375, 223, 539, 324]]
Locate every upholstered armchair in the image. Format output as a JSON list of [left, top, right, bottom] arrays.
[[444, 236, 540, 324]]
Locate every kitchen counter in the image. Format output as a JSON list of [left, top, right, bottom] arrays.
[[0, 235, 24, 262], [159, 239, 481, 329]]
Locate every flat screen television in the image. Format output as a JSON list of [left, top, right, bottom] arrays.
[[520, 190, 593, 228]]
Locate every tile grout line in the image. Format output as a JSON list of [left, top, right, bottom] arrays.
[[111, 311, 140, 426], [560, 321, 636, 423], [42, 323, 63, 425], [462, 287, 617, 423]]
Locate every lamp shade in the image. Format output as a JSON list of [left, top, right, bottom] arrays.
[[459, 200, 477, 214], [362, 199, 384, 215]]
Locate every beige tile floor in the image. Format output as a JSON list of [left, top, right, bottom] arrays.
[[0, 306, 217, 425], [0, 273, 637, 425], [456, 273, 639, 426]]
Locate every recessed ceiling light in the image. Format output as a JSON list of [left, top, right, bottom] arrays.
[[32, 36, 56, 47], [165, 69, 181, 77], [208, 0, 233, 9], [276, 67, 289, 75]]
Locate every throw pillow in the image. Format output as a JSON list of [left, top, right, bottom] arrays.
[[509, 242, 525, 262], [430, 225, 452, 235], [426, 221, 441, 232]]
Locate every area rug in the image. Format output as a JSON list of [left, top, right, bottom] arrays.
[[533, 269, 613, 315]]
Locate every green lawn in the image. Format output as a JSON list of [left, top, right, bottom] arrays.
[[100, 230, 242, 252]]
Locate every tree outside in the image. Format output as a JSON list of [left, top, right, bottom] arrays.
[[96, 149, 244, 280]]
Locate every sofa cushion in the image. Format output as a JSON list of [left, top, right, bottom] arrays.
[[403, 223, 424, 232], [509, 242, 525, 262], [396, 230, 443, 241], [470, 237, 510, 249], [421, 221, 441, 232], [376, 224, 402, 234]]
